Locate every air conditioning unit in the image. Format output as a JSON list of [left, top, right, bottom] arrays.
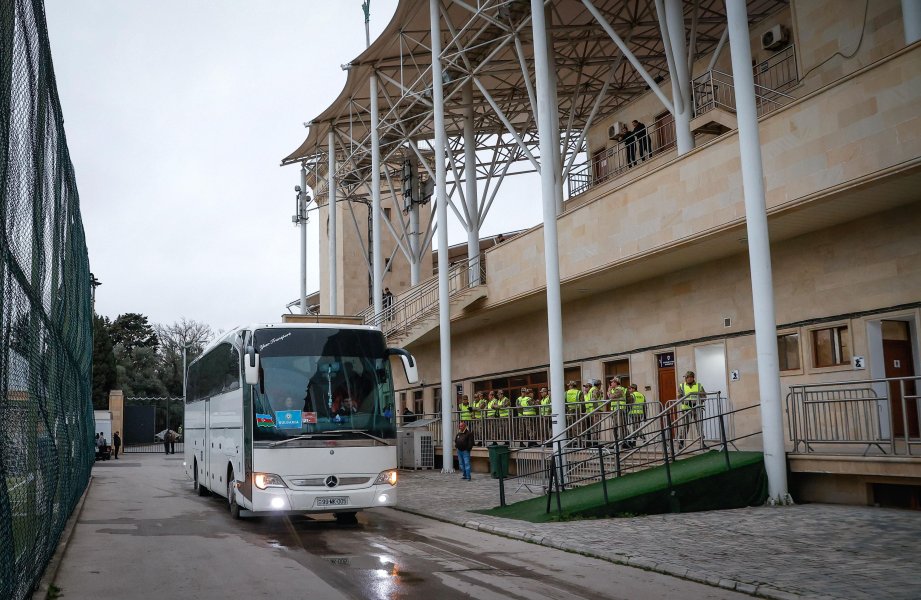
[[398, 427, 434, 469], [761, 25, 789, 51], [608, 121, 627, 140]]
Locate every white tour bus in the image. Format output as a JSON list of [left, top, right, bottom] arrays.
[[183, 320, 417, 521]]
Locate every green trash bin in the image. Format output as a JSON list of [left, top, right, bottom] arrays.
[[488, 444, 510, 479]]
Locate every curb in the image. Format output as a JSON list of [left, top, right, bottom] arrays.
[[393, 504, 843, 600], [31, 475, 94, 600]]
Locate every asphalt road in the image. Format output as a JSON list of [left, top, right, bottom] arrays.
[[54, 454, 750, 599]]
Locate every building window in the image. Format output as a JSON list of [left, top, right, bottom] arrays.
[[812, 326, 850, 368], [412, 390, 423, 415], [777, 332, 801, 371], [603, 359, 630, 389]]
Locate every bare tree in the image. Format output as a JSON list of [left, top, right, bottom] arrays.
[[155, 318, 214, 397]]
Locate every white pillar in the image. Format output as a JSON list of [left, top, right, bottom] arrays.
[[462, 82, 480, 285], [545, 12, 564, 214], [327, 128, 338, 314], [904, 0, 921, 44], [430, 0, 454, 471], [726, 0, 790, 504], [299, 165, 308, 315], [531, 0, 567, 442], [665, 0, 694, 154], [370, 73, 383, 317]]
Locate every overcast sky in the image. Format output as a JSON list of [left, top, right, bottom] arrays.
[[45, 1, 541, 334]]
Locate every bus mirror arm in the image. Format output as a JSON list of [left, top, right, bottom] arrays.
[[387, 348, 418, 384], [244, 347, 260, 386]]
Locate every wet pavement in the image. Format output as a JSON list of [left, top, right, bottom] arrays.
[[52, 454, 748, 600], [396, 469, 921, 600]]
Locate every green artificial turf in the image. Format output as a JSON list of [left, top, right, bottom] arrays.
[[476, 450, 767, 522]]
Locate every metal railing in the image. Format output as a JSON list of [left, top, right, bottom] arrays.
[[492, 398, 759, 514], [693, 45, 798, 119], [786, 376, 921, 456], [568, 117, 676, 197], [357, 256, 486, 339], [567, 46, 799, 200]]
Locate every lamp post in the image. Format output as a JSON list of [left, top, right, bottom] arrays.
[[294, 166, 312, 315]]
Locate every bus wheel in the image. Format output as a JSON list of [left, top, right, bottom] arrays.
[[194, 461, 209, 496], [335, 511, 358, 525], [227, 471, 241, 519]]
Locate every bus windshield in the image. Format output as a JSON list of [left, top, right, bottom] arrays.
[[252, 328, 396, 443]]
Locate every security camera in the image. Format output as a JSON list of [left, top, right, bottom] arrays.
[[295, 185, 302, 192]]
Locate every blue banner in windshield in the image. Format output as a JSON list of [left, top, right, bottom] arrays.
[[275, 410, 303, 429]]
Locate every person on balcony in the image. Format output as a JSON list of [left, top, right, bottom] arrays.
[[382, 287, 394, 321], [631, 120, 651, 163], [608, 377, 629, 444], [517, 387, 537, 444]]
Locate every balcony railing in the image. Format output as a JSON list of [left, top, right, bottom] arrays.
[[568, 45, 799, 199], [693, 44, 798, 119], [786, 376, 921, 456], [568, 117, 677, 197], [357, 255, 486, 339]]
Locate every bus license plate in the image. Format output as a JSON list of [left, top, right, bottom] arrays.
[[316, 496, 349, 507]]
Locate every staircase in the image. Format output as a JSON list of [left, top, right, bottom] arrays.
[[358, 256, 487, 346]]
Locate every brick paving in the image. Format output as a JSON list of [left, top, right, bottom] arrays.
[[395, 469, 921, 600]]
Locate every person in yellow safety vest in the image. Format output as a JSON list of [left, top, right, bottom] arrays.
[[677, 370, 706, 449], [607, 376, 628, 442], [473, 391, 487, 419], [626, 383, 646, 448], [496, 389, 511, 445], [585, 380, 600, 413], [486, 390, 498, 418], [565, 381, 582, 413], [516, 387, 536, 445], [539, 387, 552, 416], [459, 395, 473, 421]]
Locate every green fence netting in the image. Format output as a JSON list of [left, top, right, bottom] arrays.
[[1, 1, 94, 598]]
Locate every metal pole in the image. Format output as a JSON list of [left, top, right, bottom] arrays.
[[408, 139, 422, 286], [370, 73, 383, 318], [181, 344, 188, 401], [664, 0, 694, 154], [462, 82, 480, 286], [299, 164, 308, 315], [903, 0, 921, 44], [328, 128, 338, 314], [430, 0, 454, 472], [531, 0, 567, 444], [726, 0, 790, 504]]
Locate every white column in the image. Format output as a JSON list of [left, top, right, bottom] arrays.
[[462, 82, 480, 285], [430, 0, 454, 471], [726, 0, 790, 504], [904, 0, 921, 44], [665, 0, 694, 154], [370, 73, 383, 317], [546, 12, 564, 214], [327, 128, 338, 314], [531, 0, 567, 442], [299, 164, 308, 315]]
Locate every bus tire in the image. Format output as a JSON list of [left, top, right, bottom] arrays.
[[335, 511, 358, 525], [228, 469, 241, 519], [194, 461, 209, 496]]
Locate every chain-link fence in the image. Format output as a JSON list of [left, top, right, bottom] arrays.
[[1, 1, 94, 598]]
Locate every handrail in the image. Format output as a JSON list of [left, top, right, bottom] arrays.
[[358, 255, 487, 339], [785, 375, 921, 456]]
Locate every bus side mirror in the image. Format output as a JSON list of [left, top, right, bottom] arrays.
[[244, 347, 260, 385], [387, 348, 418, 384]]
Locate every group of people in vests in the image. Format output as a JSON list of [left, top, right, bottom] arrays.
[[454, 370, 706, 448]]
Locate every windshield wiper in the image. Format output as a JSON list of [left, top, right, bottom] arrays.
[[267, 430, 388, 448]]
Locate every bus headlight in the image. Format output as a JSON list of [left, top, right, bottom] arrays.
[[254, 472, 287, 490], [375, 470, 398, 486]]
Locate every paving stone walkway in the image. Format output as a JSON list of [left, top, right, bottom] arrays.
[[395, 469, 921, 600]]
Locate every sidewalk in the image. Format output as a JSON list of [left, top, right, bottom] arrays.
[[395, 469, 921, 600]]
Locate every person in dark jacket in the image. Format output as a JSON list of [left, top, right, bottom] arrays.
[[112, 431, 121, 459], [454, 421, 475, 481]]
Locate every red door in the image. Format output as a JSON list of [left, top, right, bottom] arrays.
[[883, 322, 918, 437]]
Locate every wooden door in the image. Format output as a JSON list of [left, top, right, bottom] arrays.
[[883, 322, 918, 437]]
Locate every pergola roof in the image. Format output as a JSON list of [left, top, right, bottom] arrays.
[[282, 0, 787, 184]]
